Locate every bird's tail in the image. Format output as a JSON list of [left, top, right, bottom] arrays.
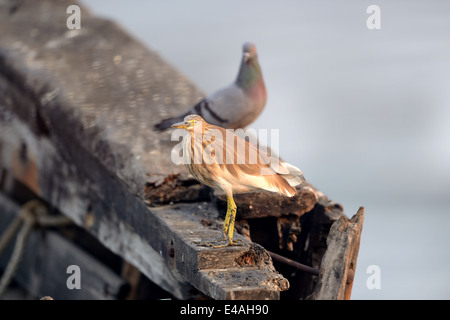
[[257, 161, 305, 198], [278, 161, 305, 188], [153, 114, 185, 131]]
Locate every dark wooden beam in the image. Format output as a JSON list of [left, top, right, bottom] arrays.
[[310, 207, 365, 300], [215, 184, 317, 219], [0, 193, 128, 299]]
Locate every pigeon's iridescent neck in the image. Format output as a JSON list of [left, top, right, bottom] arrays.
[[235, 57, 265, 95]]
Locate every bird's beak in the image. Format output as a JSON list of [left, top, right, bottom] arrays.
[[244, 52, 251, 62], [171, 121, 190, 129]]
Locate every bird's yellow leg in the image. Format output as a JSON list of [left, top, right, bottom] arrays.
[[194, 194, 243, 248], [226, 195, 237, 244], [222, 197, 233, 238], [210, 195, 243, 248]]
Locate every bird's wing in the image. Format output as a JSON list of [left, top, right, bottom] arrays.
[[193, 98, 228, 124], [230, 130, 305, 186], [153, 91, 235, 131], [210, 127, 301, 194], [205, 84, 251, 127]]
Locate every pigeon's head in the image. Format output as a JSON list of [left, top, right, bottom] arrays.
[[242, 42, 258, 63], [172, 114, 207, 131]]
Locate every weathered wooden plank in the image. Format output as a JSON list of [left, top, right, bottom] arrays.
[[310, 207, 364, 300], [215, 184, 317, 219], [0, 0, 204, 299], [0, 93, 289, 300], [0, 104, 193, 298], [0, 0, 201, 199], [237, 194, 348, 300], [198, 268, 287, 300], [0, 193, 128, 299], [152, 202, 289, 299]]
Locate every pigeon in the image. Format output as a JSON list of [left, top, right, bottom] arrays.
[[154, 42, 267, 131]]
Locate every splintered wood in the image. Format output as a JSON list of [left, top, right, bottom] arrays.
[[311, 207, 365, 300]]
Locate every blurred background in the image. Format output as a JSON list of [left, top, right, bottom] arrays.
[[82, 0, 450, 299]]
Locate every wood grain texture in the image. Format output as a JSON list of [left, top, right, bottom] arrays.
[[0, 193, 128, 299], [310, 207, 364, 300]]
